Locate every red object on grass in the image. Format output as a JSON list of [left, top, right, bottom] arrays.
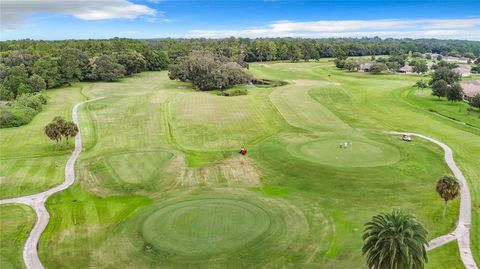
[[241, 149, 247, 155]]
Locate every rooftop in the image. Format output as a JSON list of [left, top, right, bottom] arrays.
[[460, 80, 480, 98]]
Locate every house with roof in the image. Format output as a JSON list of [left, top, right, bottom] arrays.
[[422, 53, 440, 60], [453, 65, 472, 77], [398, 63, 413, 73], [460, 80, 480, 102], [358, 63, 373, 72]]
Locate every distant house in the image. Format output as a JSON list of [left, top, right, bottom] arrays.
[[460, 80, 480, 102], [359, 63, 373, 72], [398, 63, 413, 74], [422, 53, 440, 60], [453, 65, 472, 77], [443, 56, 458, 62]]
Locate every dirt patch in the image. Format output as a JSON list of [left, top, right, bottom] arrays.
[[178, 155, 261, 187]]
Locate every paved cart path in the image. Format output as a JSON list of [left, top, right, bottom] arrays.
[[0, 97, 103, 269], [386, 132, 477, 269]]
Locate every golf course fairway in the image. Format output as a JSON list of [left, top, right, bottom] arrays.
[[0, 60, 478, 269]]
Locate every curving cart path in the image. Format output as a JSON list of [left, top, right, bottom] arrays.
[[386, 132, 478, 269], [0, 97, 103, 269]]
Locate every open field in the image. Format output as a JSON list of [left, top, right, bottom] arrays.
[[1, 60, 478, 268], [0, 86, 85, 198], [402, 87, 480, 129], [0, 204, 35, 269]]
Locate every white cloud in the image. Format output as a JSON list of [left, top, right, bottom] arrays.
[[189, 18, 480, 40], [1, 0, 156, 31]]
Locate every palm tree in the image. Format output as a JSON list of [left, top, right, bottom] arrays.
[[362, 210, 428, 269], [64, 121, 79, 146], [44, 122, 62, 148], [53, 116, 67, 134], [436, 175, 460, 219]]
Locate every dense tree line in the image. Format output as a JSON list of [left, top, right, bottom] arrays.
[[0, 38, 170, 127], [2, 37, 480, 99], [0, 38, 170, 101], [145, 37, 480, 63]]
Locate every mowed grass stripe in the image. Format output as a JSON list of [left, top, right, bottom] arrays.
[[0, 156, 66, 198], [168, 91, 278, 151], [0, 86, 84, 158], [0, 204, 35, 269], [0, 86, 84, 198], [269, 80, 351, 132]]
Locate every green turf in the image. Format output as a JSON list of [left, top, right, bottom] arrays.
[[1, 62, 478, 268], [0, 85, 85, 198], [426, 241, 464, 269], [0, 204, 35, 269], [287, 136, 401, 167], [402, 87, 480, 129]]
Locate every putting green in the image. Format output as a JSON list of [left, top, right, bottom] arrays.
[[288, 138, 401, 167], [141, 198, 271, 256]]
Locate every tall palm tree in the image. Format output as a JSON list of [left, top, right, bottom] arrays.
[[44, 122, 62, 148], [436, 175, 460, 219], [362, 210, 428, 269], [64, 121, 79, 146]]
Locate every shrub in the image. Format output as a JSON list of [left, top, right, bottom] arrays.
[[17, 93, 47, 111], [218, 88, 248, 96], [0, 103, 36, 128], [0, 93, 48, 128], [252, 79, 287, 88], [370, 62, 388, 74]]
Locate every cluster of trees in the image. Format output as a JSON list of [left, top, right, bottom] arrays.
[[0, 93, 47, 128], [44, 116, 78, 148], [430, 67, 463, 102], [410, 59, 428, 74], [168, 50, 251, 90], [362, 174, 460, 268], [336, 52, 430, 74], [375, 54, 407, 71], [0, 38, 170, 101]]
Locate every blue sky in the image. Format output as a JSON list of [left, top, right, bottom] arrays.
[[1, 0, 480, 40]]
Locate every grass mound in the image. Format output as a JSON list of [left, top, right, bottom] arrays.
[[103, 192, 315, 268], [141, 198, 271, 256]]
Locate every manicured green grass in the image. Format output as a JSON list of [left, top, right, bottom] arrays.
[[168, 90, 281, 151], [0, 156, 66, 198], [0, 204, 35, 269], [1, 62, 478, 268], [0, 86, 85, 198], [426, 241, 463, 269], [403, 87, 480, 128]]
